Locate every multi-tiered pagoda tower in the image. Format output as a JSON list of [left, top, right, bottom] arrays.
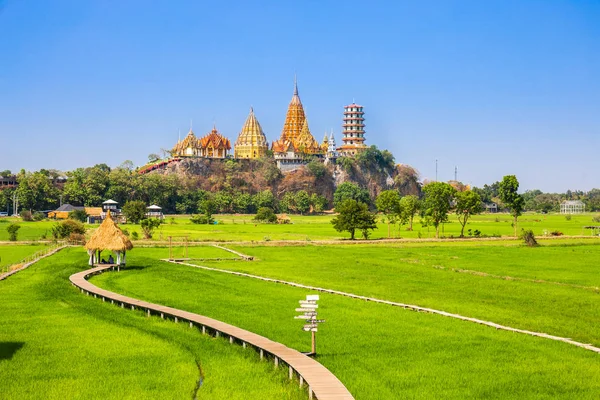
[[234, 107, 269, 159], [338, 103, 367, 156], [272, 77, 321, 170]]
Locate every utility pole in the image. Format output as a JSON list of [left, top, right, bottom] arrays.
[[12, 192, 18, 217], [435, 159, 438, 182], [455, 166, 458, 182]]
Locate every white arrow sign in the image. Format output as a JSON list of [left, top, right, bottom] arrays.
[[297, 303, 318, 309], [294, 315, 317, 320], [296, 308, 318, 312], [306, 295, 320, 301], [302, 327, 318, 332]]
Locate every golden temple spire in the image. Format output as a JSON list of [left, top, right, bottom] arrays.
[[294, 74, 298, 96], [235, 107, 269, 159]]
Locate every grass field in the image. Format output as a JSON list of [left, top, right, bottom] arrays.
[[91, 247, 600, 399], [0, 244, 49, 273], [199, 241, 600, 347], [0, 248, 307, 400], [1, 212, 599, 242]]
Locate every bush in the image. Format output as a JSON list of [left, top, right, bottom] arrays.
[[131, 231, 139, 240], [520, 229, 538, 247], [122, 200, 147, 224], [20, 210, 33, 222], [550, 230, 563, 236], [140, 218, 161, 239], [564, 215, 572, 221], [68, 233, 86, 244], [6, 223, 20, 241], [33, 212, 45, 221], [254, 207, 277, 223], [592, 215, 600, 223], [52, 219, 86, 239], [190, 215, 214, 225], [69, 209, 88, 222]]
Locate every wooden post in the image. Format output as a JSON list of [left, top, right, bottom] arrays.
[[189, 321, 193, 328], [299, 375, 304, 387], [202, 326, 206, 334], [309, 387, 313, 400], [161, 312, 164, 319], [289, 366, 293, 380], [147, 309, 150, 317], [274, 357, 279, 368], [174, 317, 178, 323], [311, 330, 316, 355], [229, 336, 234, 344], [260, 349, 264, 360]]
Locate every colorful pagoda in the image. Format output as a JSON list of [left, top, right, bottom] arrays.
[[272, 77, 322, 170], [337, 103, 367, 156], [198, 126, 231, 158], [234, 107, 269, 159], [172, 126, 231, 158], [171, 129, 201, 157]]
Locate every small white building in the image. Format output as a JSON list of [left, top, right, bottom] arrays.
[[560, 200, 585, 214], [146, 204, 164, 220]]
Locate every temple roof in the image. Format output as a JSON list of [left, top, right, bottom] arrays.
[[295, 119, 320, 153], [280, 77, 306, 142], [271, 139, 294, 153], [199, 126, 232, 150], [235, 107, 268, 147]]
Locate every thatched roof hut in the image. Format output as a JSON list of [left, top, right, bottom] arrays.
[[85, 211, 133, 266]]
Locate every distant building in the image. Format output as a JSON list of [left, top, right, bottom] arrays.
[[48, 204, 102, 220], [234, 107, 269, 159], [272, 77, 323, 170], [560, 200, 585, 214], [146, 205, 164, 220], [483, 202, 498, 213], [172, 126, 231, 158], [338, 103, 367, 156]]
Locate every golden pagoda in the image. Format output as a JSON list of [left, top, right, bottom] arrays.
[[234, 107, 269, 159], [198, 126, 231, 158], [280, 76, 307, 142], [172, 129, 201, 157], [295, 119, 320, 154], [272, 77, 323, 161], [320, 132, 329, 153]]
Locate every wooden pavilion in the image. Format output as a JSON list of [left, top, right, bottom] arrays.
[[85, 210, 133, 267]]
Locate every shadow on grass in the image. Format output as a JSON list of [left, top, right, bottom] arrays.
[[121, 266, 147, 271], [0, 342, 25, 361]]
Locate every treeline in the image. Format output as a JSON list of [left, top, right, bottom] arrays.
[[473, 183, 600, 212], [0, 163, 329, 215]]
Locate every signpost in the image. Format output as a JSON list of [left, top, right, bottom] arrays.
[[294, 294, 324, 355]]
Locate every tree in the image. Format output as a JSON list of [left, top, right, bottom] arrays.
[[455, 190, 483, 237], [7, 223, 20, 241], [394, 165, 421, 196], [254, 207, 277, 223], [376, 190, 401, 238], [310, 193, 328, 213], [122, 200, 147, 224], [253, 190, 276, 211], [198, 199, 217, 223], [140, 218, 161, 239], [295, 190, 311, 215], [399, 195, 419, 231], [333, 182, 370, 208], [499, 175, 525, 237], [279, 192, 297, 213], [148, 153, 161, 163], [69, 209, 88, 223], [422, 182, 456, 238], [51, 219, 86, 239], [331, 199, 378, 240]]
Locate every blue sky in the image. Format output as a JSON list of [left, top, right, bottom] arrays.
[[0, 0, 598, 192]]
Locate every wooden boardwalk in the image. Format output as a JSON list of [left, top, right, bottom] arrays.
[[70, 265, 354, 400]]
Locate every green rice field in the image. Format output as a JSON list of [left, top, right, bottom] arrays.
[[0, 248, 306, 400], [91, 245, 600, 399]]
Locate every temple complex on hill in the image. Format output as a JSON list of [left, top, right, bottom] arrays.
[[272, 78, 323, 170], [163, 78, 369, 171], [172, 126, 231, 158], [234, 107, 269, 159], [337, 103, 367, 156]]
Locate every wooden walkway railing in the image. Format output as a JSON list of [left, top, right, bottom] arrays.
[[70, 265, 354, 400]]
